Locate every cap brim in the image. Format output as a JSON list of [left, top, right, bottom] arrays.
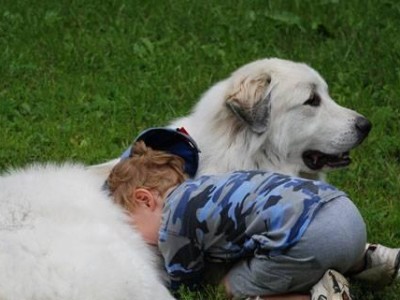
[[120, 127, 200, 178]]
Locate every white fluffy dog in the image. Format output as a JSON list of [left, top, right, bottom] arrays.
[[171, 58, 371, 179], [0, 164, 174, 300], [93, 58, 371, 180]]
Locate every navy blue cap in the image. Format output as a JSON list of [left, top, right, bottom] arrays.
[[120, 127, 200, 178]]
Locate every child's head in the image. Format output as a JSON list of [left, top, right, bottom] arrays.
[[107, 141, 188, 214]]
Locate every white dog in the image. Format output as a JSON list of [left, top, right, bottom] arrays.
[[93, 58, 371, 180], [0, 164, 174, 300], [171, 58, 371, 179]]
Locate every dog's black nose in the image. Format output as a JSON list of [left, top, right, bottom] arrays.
[[355, 117, 372, 135]]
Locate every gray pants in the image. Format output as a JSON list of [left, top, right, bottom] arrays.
[[224, 196, 367, 298]]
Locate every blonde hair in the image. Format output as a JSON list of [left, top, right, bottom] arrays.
[[107, 141, 188, 213]]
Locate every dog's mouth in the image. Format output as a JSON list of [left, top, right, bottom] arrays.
[[302, 150, 351, 170]]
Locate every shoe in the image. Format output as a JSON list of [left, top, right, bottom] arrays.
[[311, 269, 352, 300], [353, 243, 400, 288]]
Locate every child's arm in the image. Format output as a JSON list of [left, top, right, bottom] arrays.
[[159, 233, 204, 292]]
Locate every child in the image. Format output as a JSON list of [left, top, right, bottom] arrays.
[[107, 140, 370, 299]]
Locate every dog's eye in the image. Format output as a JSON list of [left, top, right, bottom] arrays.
[[303, 94, 321, 107]]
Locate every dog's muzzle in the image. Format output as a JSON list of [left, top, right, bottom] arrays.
[[302, 117, 372, 171]]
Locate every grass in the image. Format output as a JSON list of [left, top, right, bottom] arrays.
[[1, 0, 399, 298]]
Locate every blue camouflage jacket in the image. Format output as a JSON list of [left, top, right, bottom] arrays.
[[158, 170, 346, 291]]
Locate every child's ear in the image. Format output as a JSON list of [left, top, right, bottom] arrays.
[[133, 188, 156, 210]]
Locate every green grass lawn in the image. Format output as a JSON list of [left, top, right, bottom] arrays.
[[1, 0, 399, 298]]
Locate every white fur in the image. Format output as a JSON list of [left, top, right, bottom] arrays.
[[91, 58, 369, 180], [0, 163, 174, 300]]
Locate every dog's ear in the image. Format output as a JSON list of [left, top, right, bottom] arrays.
[[226, 73, 272, 134]]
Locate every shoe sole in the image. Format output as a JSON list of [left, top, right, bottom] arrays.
[[328, 270, 352, 300]]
